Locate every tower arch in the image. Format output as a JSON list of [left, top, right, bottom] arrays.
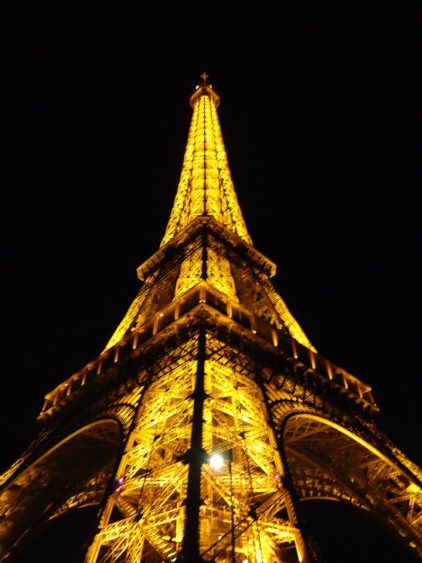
[[281, 413, 422, 557], [0, 419, 122, 560]]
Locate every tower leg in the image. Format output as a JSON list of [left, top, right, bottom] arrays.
[[282, 473, 320, 563], [259, 377, 316, 563], [181, 327, 207, 562]]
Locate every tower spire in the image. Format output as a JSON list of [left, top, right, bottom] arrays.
[[200, 71, 209, 84], [161, 73, 252, 246]]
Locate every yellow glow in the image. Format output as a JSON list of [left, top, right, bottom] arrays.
[[407, 483, 421, 494], [287, 413, 415, 474], [161, 85, 252, 246], [86, 355, 302, 561], [2, 79, 421, 563], [102, 80, 316, 354]]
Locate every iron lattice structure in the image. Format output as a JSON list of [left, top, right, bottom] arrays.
[[0, 75, 421, 562]]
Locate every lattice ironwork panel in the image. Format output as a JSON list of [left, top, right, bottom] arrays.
[[283, 415, 422, 556], [0, 420, 122, 559], [87, 332, 309, 562]]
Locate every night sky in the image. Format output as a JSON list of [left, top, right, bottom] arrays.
[[1, 4, 421, 561]]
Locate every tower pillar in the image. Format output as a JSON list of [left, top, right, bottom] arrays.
[[181, 327, 207, 562]]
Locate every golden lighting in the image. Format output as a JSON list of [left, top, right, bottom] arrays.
[[85, 80, 421, 561], [104, 79, 315, 352], [1, 75, 421, 563], [161, 82, 252, 247], [87, 356, 303, 562]]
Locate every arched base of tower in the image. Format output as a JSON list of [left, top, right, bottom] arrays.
[[279, 413, 422, 561], [0, 419, 123, 561]]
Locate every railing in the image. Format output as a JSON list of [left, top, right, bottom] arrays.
[[40, 282, 375, 418]]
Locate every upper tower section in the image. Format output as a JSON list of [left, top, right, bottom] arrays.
[[102, 75, 316, 353], [161, 73, 252, 246]]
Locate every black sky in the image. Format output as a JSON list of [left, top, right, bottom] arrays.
[[1, 4, 421, 560]]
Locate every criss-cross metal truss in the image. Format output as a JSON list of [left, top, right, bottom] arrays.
[[86, 331, 307, 563], [0, 77, 421, 562]]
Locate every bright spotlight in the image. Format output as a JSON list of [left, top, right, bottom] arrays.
[[209, 453, 224, 470]]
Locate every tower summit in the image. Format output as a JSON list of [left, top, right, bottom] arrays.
[[0, 76, 421, 562], [161, 72, 251, 246]]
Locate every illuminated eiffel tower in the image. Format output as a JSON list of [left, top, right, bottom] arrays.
[[0, 74, 421, 563]]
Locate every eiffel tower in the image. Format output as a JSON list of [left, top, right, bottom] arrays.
[[0, 74, 421, 563]]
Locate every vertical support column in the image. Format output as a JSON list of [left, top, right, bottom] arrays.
[[201, 229, 208, 281], [181, 327, 207, 562], [258, 374, 315, 563], [85, 400, 142, 563], [228, 449, 236, 563]]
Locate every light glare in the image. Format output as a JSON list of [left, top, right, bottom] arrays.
[[209, 453, 224, 470]]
